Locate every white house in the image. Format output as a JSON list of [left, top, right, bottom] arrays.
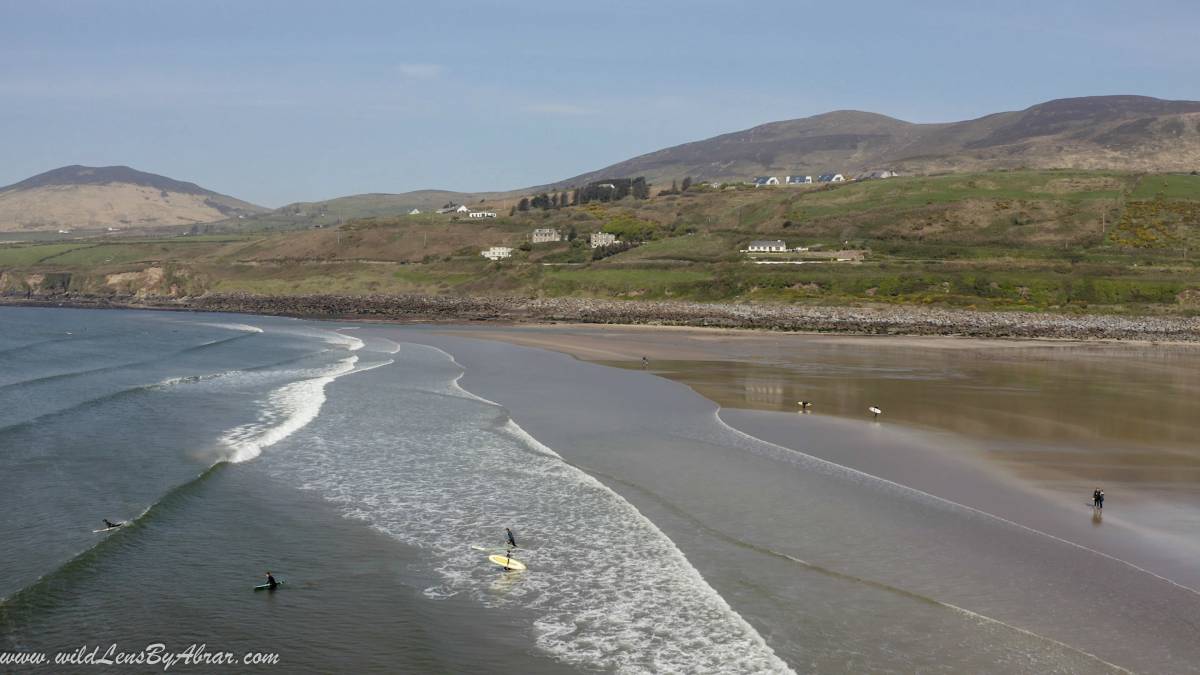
[[590, 232, 618, 248], [857, 170, 899, 180], [786, 175, 813, 184], [481, 246, 514, 260], [753, 176, 781, 187], [817, 173, 846, 183], [408, 208, 421, 215], [746, 240, 787, 253], [469, 211, 498, 219], [531, 228, 562, 244]]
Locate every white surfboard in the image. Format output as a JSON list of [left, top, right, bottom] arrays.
[[868, 406, 882, 415], [93, 524, 124, 533]]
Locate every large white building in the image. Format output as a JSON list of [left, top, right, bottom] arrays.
[[532, 228, 562, 243], [481, 246, 514, 260], [469, 211, 498, 219], [590, 232, 618, 248], [746, 240, 788, 253]]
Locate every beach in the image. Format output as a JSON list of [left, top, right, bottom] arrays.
[[4, 307, 1200, 673]]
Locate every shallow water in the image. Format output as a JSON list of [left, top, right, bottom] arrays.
[[4, 309, 1199, 673]]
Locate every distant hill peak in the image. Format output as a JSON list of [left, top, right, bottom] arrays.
[[0, 165, 266, 232], [546, 94, 1200, 189], [0, 164, 218, 196]]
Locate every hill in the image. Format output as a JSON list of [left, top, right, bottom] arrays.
[[3, 169, 1199, 315], [202, 189, 508, 233], [552, 96, 1200, 188], [0, 165, 267, 233]]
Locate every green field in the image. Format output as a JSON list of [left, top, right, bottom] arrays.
[[4, 170, 1200, 313]]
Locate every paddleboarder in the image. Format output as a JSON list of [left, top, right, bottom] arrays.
[[265, 571, 279, 589], [503, 528, 518, 571]]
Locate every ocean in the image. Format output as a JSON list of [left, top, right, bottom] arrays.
[[2, 307, 1199, 674]]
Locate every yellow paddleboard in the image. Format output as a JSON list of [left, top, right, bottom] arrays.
[[488, 554, 526, 571]]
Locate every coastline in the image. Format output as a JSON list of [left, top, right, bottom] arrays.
[[2, 291, 1198, 342], [391, 328, 1200, 673]]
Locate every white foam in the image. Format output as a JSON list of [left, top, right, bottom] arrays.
[[219, 356, 360, 463], [272, 343, 794, 674], [198, 322, 263, 334]]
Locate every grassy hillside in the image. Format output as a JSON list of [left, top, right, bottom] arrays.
[[4, 170, 1200, 314]]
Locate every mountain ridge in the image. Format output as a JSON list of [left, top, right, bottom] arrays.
[[0, 165, 266, 232], [544, 95, 1200, 189]]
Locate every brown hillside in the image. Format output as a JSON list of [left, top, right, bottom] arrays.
[[549, 96, 1200, 188]]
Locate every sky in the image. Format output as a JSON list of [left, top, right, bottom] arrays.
[[3, 0, 1199, 207]]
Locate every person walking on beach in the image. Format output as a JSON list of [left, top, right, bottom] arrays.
[[1092, 488, 1101, 509], [641, 356, 648, 369], [1097, 490, 1105, 510]]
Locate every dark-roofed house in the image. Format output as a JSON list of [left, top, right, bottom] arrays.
[[786, 175, 813, 184], [817, 173, 846, 183]]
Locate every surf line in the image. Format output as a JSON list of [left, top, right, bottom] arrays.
[[713, 410, 1200, 599], [413, 342, 793, 673], [584, 464, 1131, 675]]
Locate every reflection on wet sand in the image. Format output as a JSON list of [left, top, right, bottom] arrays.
[[447, 326, 1200, 544]]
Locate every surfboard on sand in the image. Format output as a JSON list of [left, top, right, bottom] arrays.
[[254, 581, 285, 591], [488, 555, 526, 571]]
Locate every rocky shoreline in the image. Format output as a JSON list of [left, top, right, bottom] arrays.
[[3, 291, 1199, 342]]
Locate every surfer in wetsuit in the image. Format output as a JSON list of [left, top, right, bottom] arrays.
[[503, 528, 518, 571], [1092, 488, 1101, 509], [265, 571, 278, 589], [641, 356, 648, 369], [103, 519, 120, 529], [1097, 490, 1104, 510]]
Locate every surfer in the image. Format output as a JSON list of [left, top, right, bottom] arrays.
[[265, 571, 278, 589], [504, 528, 518, 571], [103, 519, 121, 529], [1092, 488, 1101, 509], [641, 356, 648, 369], [870, 405, 882, 419], [1097, 490, 1105, 510]]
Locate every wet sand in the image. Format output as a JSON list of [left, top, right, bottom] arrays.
[[400, 327, 1200, 673], [443, 324, 1200, 561]]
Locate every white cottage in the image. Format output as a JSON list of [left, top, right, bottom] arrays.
[[469, 211, 498, 219], [590, 232, 618, 248], [747, 240, 788, 253], [532, 228, 562, 243]]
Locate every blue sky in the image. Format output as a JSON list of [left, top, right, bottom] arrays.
[[3, 0, 1198, 207]]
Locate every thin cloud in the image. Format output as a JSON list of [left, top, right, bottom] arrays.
[[396, 63, 444, 79]]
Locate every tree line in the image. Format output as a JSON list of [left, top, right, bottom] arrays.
[[515, 177, 651, 212]]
